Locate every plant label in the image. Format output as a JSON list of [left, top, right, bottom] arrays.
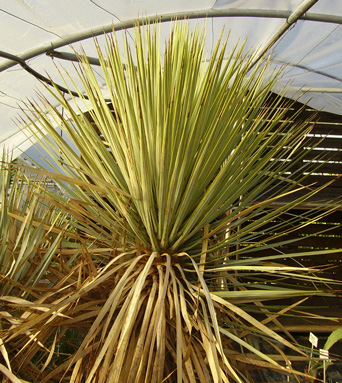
[[319, 349, 329, 360], [309, 332, 318, 348]]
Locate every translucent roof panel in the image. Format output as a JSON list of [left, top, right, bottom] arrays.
[[1, 0, 342, 157]]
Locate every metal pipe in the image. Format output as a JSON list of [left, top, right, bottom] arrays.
[[0, 50, 108, 101], [1, 8, 342, 73], [272, 59, 342, 82], [47, 51, 102, 66], [290, 87, 342, 93], [247, 0, 319, 69]]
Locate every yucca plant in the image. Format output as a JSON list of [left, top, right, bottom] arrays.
[[1, 22, 340, 383]]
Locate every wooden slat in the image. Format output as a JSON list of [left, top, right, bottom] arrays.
[[299, 175, 342, 187], [239, 248, 342, 259], [302, 163, 342, 175], [302, 136, 342, 149], [238, 207, 342, 287], [302, 150, 342, 161], [247, 235, 342, 248], [238, 97, 342, 316], [311, 124, 342, 136], [252, 222, 342, 236], [243, 217, 342, 235]]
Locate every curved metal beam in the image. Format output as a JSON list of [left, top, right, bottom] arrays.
[[247, 0, 319, 69], [1, 9, 342, 73]]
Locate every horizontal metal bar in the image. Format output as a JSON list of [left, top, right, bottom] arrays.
[[1, 9, 342, 73], [273, 60, 342, 83], [290, 87, 342, 93]]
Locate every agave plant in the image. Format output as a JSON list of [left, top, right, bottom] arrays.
[[0, 22, 339, 383]]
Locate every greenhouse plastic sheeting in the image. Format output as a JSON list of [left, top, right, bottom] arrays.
[[0, 0, 342, 157]]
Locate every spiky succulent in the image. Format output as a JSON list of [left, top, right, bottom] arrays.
[[0, 22, 338, 383]]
